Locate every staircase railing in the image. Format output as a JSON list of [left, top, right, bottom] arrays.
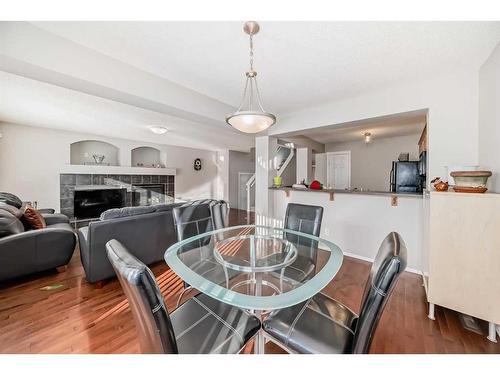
[[245, 174, 256, 213]]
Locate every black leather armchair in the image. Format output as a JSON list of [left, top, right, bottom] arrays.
[[0, 192, 69, 225], [0, 204, 76, 282], [106, 239, 260, 353], [263, 232, 408, 354]]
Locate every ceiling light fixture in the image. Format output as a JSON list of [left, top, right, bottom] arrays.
[[226, 21, 276, 134], [149, 126, 169, 135], [364, 132, 372, 144]]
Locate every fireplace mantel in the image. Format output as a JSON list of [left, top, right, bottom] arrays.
[[60, 164, 176, 176]]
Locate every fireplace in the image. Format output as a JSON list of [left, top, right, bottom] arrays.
[[60, 173, 175, 219], [74, 188, 126, 219]]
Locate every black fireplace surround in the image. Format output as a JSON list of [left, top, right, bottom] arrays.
[[60, 173, 175, 219]]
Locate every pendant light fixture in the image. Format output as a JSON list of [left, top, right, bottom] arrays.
[[226, 21, 276, 133]]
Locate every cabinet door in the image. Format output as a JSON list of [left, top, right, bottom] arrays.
[[428, 192, 500, 323]]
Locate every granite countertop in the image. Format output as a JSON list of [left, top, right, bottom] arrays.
[[269, 186, 423, 198]]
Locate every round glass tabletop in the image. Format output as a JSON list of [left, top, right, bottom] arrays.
[[164, 225, 343, 311]]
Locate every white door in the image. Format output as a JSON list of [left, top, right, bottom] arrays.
[[238, 173, 254, 211], [327, 151, 351, 189]]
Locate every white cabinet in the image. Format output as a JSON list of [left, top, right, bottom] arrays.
[[427, 191, 500, 341]]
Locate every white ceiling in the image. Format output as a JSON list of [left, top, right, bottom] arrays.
[[281, 110, 427, 145], [1, 22, 499, 152], [0, 71, 252, 151], [32, 21, 500, 114]]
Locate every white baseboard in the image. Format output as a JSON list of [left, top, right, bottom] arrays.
[[343, 251, 421, 275]]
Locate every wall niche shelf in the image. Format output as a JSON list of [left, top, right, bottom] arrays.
[[131, 146, 163, 168], [70, 140, 119, 166]]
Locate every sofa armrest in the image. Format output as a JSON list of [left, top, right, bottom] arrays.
[[42, 213, 70, 225], [0, 227, 76, 281], [77, 226, 90, 275], [38, 208, 55, 214]]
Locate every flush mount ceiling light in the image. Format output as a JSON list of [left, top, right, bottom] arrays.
[[364, 132, 372, 144], [226, 21, 276, 134], [149, 126, 169, 135]]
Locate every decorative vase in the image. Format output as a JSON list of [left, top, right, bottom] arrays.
[[273, 176, 282, 187], [431, 177, 448, 192], [92, 154, 105, 164]]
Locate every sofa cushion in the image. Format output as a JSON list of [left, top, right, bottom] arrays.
[[100, 205, 157, 221], [22, 205, 47, 230], [0, 202, 24, 219], [0, 210, 24, 238], [0, 192, 23, 209]]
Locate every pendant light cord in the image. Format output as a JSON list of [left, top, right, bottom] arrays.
[[249, 34, 254, 71]]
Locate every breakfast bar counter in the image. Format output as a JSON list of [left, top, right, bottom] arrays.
[[269, 186, 423, 199]]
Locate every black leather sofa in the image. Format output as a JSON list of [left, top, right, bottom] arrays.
[[0, 202, 76, 282], [77, 199, 228, 285]]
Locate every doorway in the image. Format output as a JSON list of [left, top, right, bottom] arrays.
[[326, 151, 351, 189]]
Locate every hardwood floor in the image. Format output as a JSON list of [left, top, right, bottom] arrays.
[[0, 209, 498, 354]]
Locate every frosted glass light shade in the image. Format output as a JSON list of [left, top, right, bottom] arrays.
[[226, 111, 276, 133]]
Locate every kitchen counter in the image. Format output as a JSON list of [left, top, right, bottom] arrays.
[[269, 186, 423, 198]]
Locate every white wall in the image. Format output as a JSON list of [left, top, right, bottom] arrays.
[[228, 150, 254, 209], [269, 68, 479, 184], [479, 42, 500, 193], [272, 190, 423, 271], [0, 122, 219, 209], [325, 133, 421, 191]]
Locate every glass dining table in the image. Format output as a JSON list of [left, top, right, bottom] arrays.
[[164, 224, 343, 353]]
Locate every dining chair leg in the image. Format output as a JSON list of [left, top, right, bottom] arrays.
[[223, 267, 230, 289]]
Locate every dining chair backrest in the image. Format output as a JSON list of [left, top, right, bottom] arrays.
[[106, 239, 178, 354], [351, 232, 408, 353], [172, 203, 214, 251], [210, 200, 229, 230], [284, 203, 323, 252]]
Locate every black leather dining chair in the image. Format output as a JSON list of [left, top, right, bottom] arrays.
[[172, 201, 231, 305], [263, 232, 408, 354], [106, 239, 260, 354], [281, 203, 324, 283]]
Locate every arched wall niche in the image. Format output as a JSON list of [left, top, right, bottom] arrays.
[[131, 146, 163, 168], [70, 140, 119, 166]]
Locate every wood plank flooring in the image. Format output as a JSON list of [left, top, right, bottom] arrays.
[[0, 209, 498, 354]]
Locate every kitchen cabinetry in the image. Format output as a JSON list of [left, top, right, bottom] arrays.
[[426, 191, 500, 342]]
